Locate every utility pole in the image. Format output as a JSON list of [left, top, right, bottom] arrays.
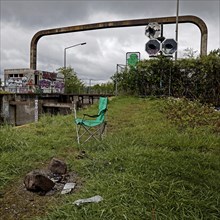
[[175, 0, 180, 61], [88, 79, 92, 94], [115, 64, 127, 96], [116, 65, 119, 96]]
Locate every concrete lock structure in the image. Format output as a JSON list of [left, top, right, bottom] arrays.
[[0, 93, 106, 126]]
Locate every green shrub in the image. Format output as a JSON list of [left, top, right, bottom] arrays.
[[112, 50, 220, 106]]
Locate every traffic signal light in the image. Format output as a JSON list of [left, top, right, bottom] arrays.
[[145, 22, 177, 57], [145, 39, 161, 56], [161, 39, 177, 55], [145, 22, 161, 39], [145, 38, 177, 57]]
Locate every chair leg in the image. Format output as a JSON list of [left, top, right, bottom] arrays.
[[76, 122, 107, 144], [100, 122, 107, 140], [83, 126, 100, 143], [76, 123, 91, 144], [75, 124, 80, 144], [76, 124, 90, 144]]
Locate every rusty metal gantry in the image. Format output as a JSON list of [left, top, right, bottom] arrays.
[[30, 15, 208, 70]]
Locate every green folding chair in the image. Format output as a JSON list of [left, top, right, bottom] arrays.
[[74, 97, 108, 144]]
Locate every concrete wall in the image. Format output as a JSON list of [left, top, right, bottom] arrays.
[[0, 94, 13, 124], [10, 101, 36, 126], [0, 94, 108, 126], [0, 94, 36, 125]]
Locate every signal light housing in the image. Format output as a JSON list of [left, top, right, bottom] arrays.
[[145, 22, 161, 39], [145, 39, 161, 56], [161, 39, 177, 55]]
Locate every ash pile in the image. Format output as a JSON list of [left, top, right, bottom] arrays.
[[24, 158, 78, 196]]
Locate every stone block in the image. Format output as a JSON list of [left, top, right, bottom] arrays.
[[24, 170, 55, 192], [48, 158, 67, 175]]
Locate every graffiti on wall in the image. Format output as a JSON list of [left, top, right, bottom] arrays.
[[54, 81, 65, 93], [39, 79, 64, 93], [6, 69, 64, 94], [34, 70, 64, 93], [39, 79, 51, 88], [8, 76, 28, 87], [7, 75, 35, 93], [42, 72, 57, 80], [34, 71, 57, 80]]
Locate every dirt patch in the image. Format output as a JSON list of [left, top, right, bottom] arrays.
[[0, 171, 82, 220]]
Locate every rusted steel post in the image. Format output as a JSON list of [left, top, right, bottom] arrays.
[[30, 15, 208, 70]]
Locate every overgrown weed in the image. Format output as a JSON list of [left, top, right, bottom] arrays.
[[162, 97, 220, 132], [1, 96, 220, 219]]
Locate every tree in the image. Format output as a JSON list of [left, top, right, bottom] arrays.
[[183, 47, 198, 58], [209, 48, 220, 57], [110, 53, 220, 105], [183, 48, 220, 59], [91, 82, 114, 94], [57, 66, 84, 94]]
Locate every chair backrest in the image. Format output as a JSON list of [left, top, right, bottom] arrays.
[[98, 97, 108, 113], [97, 97, 108, 121]]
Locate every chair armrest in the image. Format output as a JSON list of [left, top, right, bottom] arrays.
[[83, 113, 99, 118]]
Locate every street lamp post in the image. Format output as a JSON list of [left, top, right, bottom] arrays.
[[64, 42, 86, 68]]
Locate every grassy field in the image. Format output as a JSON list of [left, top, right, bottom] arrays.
[[0, 96, 220, 219]]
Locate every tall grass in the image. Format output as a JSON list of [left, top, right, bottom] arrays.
[[1, 96, 220, 219]]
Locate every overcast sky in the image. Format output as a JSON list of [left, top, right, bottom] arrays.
[[0, 0, 220, 85]]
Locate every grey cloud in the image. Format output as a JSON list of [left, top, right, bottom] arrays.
[[2, 0, 218, 30], [1, 0, 90, 28], [1, 0, 219, 82], [36, 25, 148, 78], [88, 0, 219, 22]]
